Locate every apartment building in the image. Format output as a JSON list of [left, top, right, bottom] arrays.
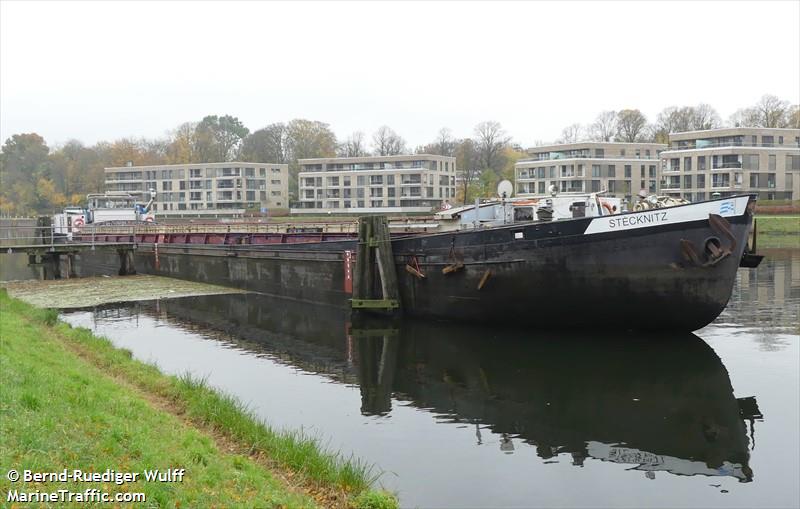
[[105, 162, 289, 216], [292, 154, 457, 214], [660, 127, 800, 201], [515, 142, 667, 200]]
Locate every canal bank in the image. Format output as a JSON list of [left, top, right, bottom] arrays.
[[0, 290, 397, 509]]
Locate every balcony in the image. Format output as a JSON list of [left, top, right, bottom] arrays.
[[669, 140, 800, 151], [524, 153, 661, 162]]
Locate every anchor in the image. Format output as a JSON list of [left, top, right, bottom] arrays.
[[675, 214, 738, 269]]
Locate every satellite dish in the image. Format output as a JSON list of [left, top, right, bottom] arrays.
[[497, 180, 513, 199]]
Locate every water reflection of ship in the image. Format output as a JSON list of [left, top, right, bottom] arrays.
[[115, 293, 763, 483]]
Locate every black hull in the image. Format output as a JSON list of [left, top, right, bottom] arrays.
[[73, 195, 756, 331]]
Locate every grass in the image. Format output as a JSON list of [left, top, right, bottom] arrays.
[[0, 290, 397, 508], [755, 215, 800, 249]]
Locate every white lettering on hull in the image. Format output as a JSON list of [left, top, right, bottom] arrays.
[[583, 196, 750, 235]]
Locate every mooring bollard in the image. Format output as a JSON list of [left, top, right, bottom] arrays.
[[352, 215, 400, 313]]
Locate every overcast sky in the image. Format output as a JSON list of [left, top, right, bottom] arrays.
[[1, 0, 798, 150]]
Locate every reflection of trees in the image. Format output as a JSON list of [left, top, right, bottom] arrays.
[[712, 249, 800, 346]]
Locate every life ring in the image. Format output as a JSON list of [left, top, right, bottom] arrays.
[[600, 201, 616, 214], [145, 216, 154, 222], [73, 218, 84, 227]]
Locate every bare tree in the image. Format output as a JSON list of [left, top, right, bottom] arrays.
[[788, 105, 800, 129], [615, 109, 649, 142], [433, 127, 457, 156], [338, 131, 368, 157], [589, 111, 617, 142], [690, 104, 721, 131], [473, 121, 510, 173], [557, 123, 584, 144], [754, 95, 792, 127], [728, 95, 792, 128], [372, 126, 406, 156]]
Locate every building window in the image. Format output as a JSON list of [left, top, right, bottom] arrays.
[[162, 181, 172, 191], [742, 154, 759, 170], [697, 175, 705, 188], [698, 156, 706, 171], [788, 155, 800, 171], [624, 165, 632, 178], [670, 158, 680, 172], [592, 165, 601, 177], [712, 173, 730, 188], [684, 157, 692, 172], [607, 165, 616, 178]]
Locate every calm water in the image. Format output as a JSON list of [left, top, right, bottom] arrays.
[[54, 249, 799, 508]]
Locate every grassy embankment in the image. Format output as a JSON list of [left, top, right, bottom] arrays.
[[0, 291, 397, 508], [755, 215, 800, 249]]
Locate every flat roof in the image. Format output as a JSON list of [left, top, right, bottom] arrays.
[[298, 154, 454, 164], [669, 127, 800, 138], [527, 141, 666, 152], [105, 161, 287, 170]]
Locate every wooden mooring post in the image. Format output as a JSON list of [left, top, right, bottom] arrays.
[[352, 215, 400, 313]]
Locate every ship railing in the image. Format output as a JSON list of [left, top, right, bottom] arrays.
[[0, 222, 137, 250]]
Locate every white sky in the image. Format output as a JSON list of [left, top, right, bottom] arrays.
[[1, 0, 799, 150]]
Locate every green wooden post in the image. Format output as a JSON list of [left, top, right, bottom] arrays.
[[352, 215, 400, 311]]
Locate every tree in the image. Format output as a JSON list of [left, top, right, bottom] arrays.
[[431, 128, 457, 156], [0, 133, 51, 214], [455, 138, 480, 205], [372, 126, 406, 156], [166, 122, 199, 164], [337, 131, 368, 157], [788, 105, 800, 129], [284, 119, 338, 199], [728, 95, 793, 128], [690, 103, 721, 131], [589, 111, 617, 142], [48, 139, 104, 198], [194, 115, 249, 162], [752, 95, 792, 128], [615, 109, 649, 142], [473, 121, 510, 174], [0, 133, 50, 184], [35, 177, 67, 212], [285, 119, 337, 160], [557, 123, 584, 144], [240, 123, 289, 163]]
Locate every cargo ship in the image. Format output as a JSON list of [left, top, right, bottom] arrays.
[[73, 193, 760, 331]]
